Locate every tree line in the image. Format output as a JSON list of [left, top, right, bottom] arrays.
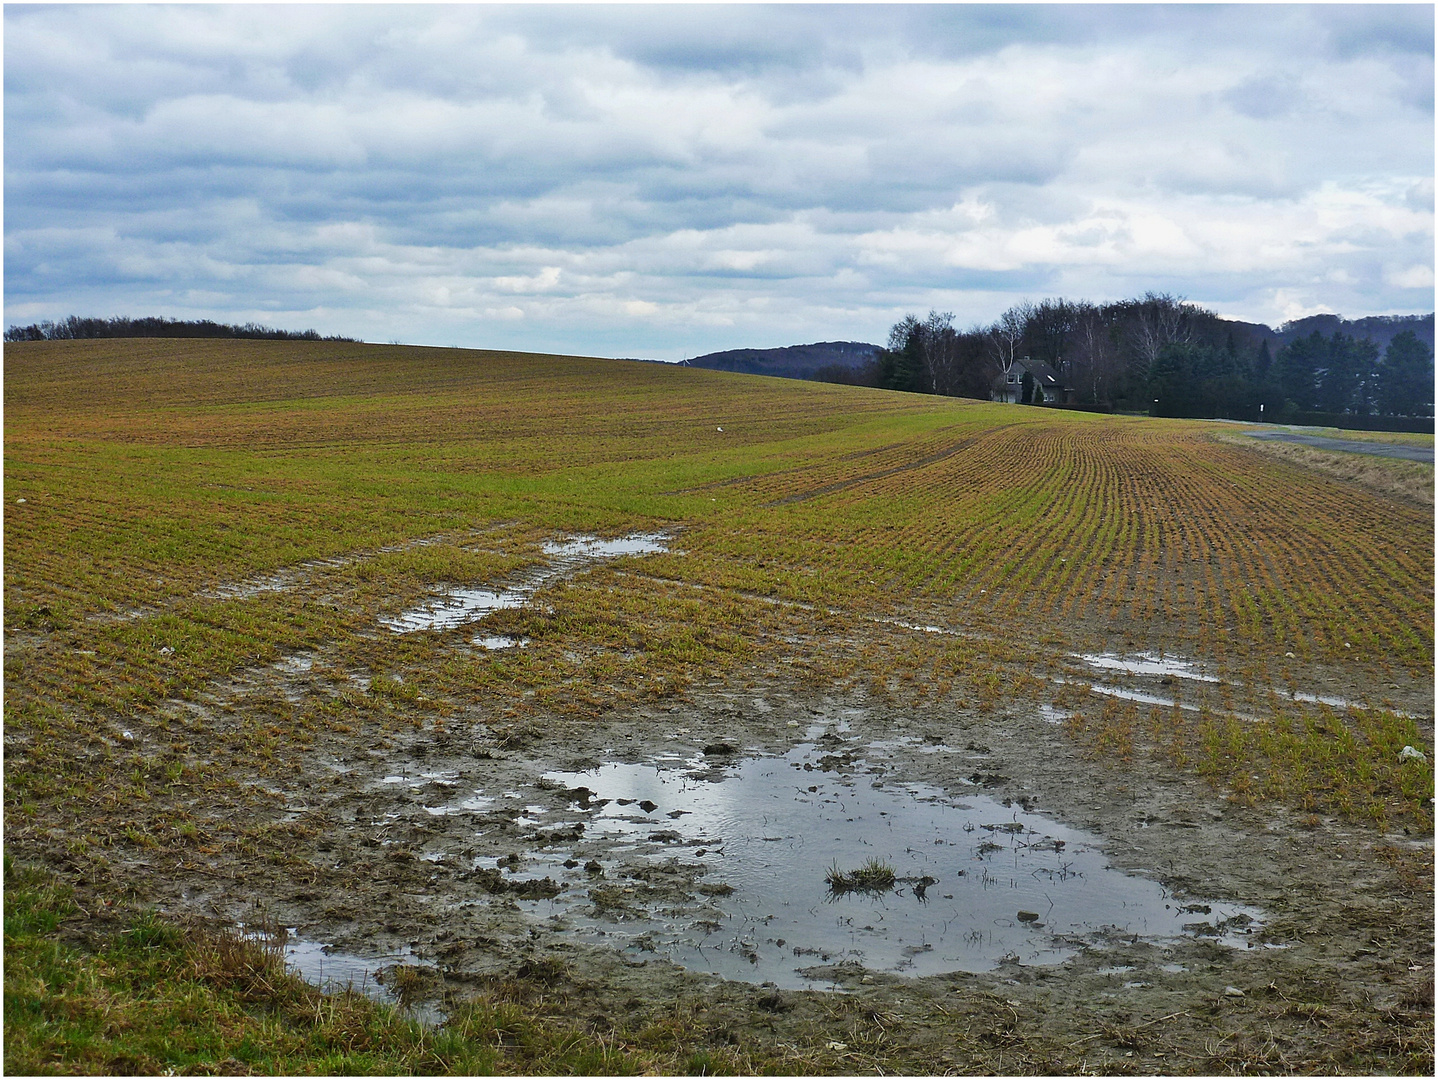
[[4, 315, 355, 343], [816, 294, 1433, 421]]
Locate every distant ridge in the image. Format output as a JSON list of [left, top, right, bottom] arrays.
[[685, 340, 881, 380], [4, 315, 356, 343], [684, 315, 1433, 387], [1269, 312, 1433, 352]]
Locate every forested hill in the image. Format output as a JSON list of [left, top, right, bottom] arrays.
[[685, 340, 880, 379], [687, 315, 1433, 386], [686, 307, 1433, 421], [1212, 313, 1434, 356], [1264, 313, 1433, 353]]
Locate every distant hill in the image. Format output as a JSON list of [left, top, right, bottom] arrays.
[[685, 340, 881, 380], [4, 314, 356, 343], [684, 315, 1434, 388], [1217, 313, 1433, 353], [1271, 313, 1433, 352]]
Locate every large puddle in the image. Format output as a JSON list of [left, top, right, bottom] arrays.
[[515, 735, 1263, 989], [382, 533, 669, 633]]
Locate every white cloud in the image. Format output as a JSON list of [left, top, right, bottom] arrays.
[[1388, 264, 1436, 289]]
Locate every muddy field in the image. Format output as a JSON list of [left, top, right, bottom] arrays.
[[9, 532, 1432, 1074], [5, 341, 1433, 1072]]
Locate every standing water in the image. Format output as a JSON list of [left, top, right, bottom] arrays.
[[381, 533, 670, 633], [526, 736, 1263, 988]]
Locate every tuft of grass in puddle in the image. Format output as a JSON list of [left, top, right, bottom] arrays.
[[825, 857, 897, 894]]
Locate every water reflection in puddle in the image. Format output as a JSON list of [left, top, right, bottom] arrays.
[[239, 928, 442, 1025], [1077, 652, 1218, 683], [381, 587, 528, 633], [542, 535, 670, 559], [424, 791, 495, 815], [1063, 655, 1419, 720], [532, 740, 1263, 989], [383, 533, 669, 633], [474, 635, 529, 650]]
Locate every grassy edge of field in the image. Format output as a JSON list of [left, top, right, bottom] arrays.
[[1214, 430, 1434, 505], [3, 857, 792, 1076]]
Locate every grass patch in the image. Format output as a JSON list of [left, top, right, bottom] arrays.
[[1219, 431, 1434, 506], [825, 857, 897, 894], [3, 859, 492, 1075], [1060, 691, 1434, 829], [3, 859, 787, 1075]]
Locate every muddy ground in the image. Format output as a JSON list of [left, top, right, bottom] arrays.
[[5, 538, 1434, 1074]]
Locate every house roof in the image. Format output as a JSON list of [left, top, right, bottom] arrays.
[[1020, 359, 1063, 387], [995, 357, 1067, 388]]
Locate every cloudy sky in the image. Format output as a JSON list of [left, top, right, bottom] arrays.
[[5, 4, 1433, 359]]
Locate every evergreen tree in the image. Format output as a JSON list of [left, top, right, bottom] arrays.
[[1273, 332, 1324, 410], [876, 315, 927, 393], [1377, 331, 1435, 416], [1315, 332, 1365, 413], [1254, 339, 1273, 379]]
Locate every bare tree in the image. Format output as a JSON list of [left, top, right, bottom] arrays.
[[986, 300, 1034, 376], [917, 310, 956, 395], [1070, 305, 1120, 405], [1125, 292, 1191, 383]]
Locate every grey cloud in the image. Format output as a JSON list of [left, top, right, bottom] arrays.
[[1406, 178, 1435, 212], [1315, 5, 1435, 59], [4, 5, 1431, 357], [1224, 75, 1304, 121]]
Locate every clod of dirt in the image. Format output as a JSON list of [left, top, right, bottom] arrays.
[[514, 956, 568, 985], [969, 771, 1009, 786], [469, 867, 561, 899], [755, 992, 793, 1013]]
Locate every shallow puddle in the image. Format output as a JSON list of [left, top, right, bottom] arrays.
[[1076, 652, 1218, 683], [381, 587, 529, 633], [473, 634, 529, 650], [242, 928, 442, 1024], [383, 533, 669, 633], [528, 737, 1263, 989], [542, 534, 670, 559], [1060, 661, 1422, 722]]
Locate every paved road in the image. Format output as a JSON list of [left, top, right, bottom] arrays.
[[1245, 430, 1434, 463]]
